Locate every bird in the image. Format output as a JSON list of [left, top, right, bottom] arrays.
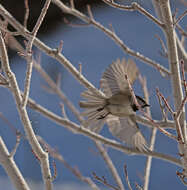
[[79, 58, 150, 151]]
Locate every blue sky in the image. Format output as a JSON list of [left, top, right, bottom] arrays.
[[0, 1, 187, 189]]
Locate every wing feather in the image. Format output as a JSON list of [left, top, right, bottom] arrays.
[[106, 115, 148, 151], [100, 58, 139, 97]]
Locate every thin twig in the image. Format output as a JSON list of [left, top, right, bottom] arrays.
[[157, 89, 184, 143], [10, 133, 21, 157], [87, 5, 94, 20], [51, 160, 57, 181], [156, 89, 173, 114], [0, 25, 20, 36], [155, 34, 168, 57], [156, 88, 168, 121], [57, 40, 63, 54], [70, 0, 75, 9], [92, 172, 119, 190], [33, 61, 83, 122], [0, 72, 9, 86], [0, 137, 30, 190], [79, 63, 82, 74], [135, 182, 143, 190], [60, 103, 68, 119], [24, 0, 29, 28], [124, 165, 133, 190], [177, 170, 187, 185], [174, 9, 187, 25], [64, 17, 90, 27], [176, 24, 187, 37], [37, 136, 100, 190], [101, 0, 164, 28], [95, 141, 125, 190], [22, 0, 52, 108]]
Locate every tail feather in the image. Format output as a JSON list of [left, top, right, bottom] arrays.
[[80, 90, 108, 132], [87, 109, 108, 122], [81, 108, 108, 122], [81, 90, 105, 101], [79, 101, 103, 108]]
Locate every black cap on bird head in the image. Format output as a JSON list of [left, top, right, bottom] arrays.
[[132, 95, 150, 112]]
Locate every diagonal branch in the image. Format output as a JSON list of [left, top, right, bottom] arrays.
[[0, 137, 30, 190], [25, 95, 181, 166], [22, 0, 52, 108], [102, 0, 164, 28], [33, 61, 125, 190], [0, 31, 53, 190], [51, 0, 170, 76]]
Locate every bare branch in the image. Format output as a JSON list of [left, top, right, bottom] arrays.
[[24, 0, 29, 28], [79, 63, 82, 74], [135, 182, 143, 190], [37, 136, 100, 190], [124, 165, 133, 190], [34, 61, 125, 190], [56, 40, 63, 54], [92, 172, 119, 190], [159, 0, 186, 140], [156, 89, 173, 114], [22, 56, 33, 107], [0, 3, 169, 104], [125, 74, 177, 140], [177, 170, 187, 185], [10, 133, 21, 157], [155, 34, 168, 57], [176, 24, 187, 37], [70, 0, 75, 9], [95, 141, 125, 190], [157, 88, 184, 143], [33, 61, 83, 122], [26, 96, 182, 166], [51, 160, 57, 182], [102, 0, 164, 28], [174, 9, 187, 25], [22, 0, 52, 108], [156, 89, 168, 121], [52, 0, 170, 76], [0, 137, 30, 190], [60, 103, 68, 119], [0, 31, 53, 190], [87, 5, 94, 20]]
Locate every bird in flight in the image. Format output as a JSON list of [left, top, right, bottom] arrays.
[[79, 58, 149, 151]]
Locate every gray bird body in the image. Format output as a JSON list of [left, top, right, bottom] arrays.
[[79, 58, 149, 151], [106, 93, 134, 117]]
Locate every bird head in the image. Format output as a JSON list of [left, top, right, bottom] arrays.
[[132, 95, 150, 111]]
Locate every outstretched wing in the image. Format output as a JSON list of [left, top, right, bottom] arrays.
[[100, 58, 139, 97], [106, 115, 148, 151]]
